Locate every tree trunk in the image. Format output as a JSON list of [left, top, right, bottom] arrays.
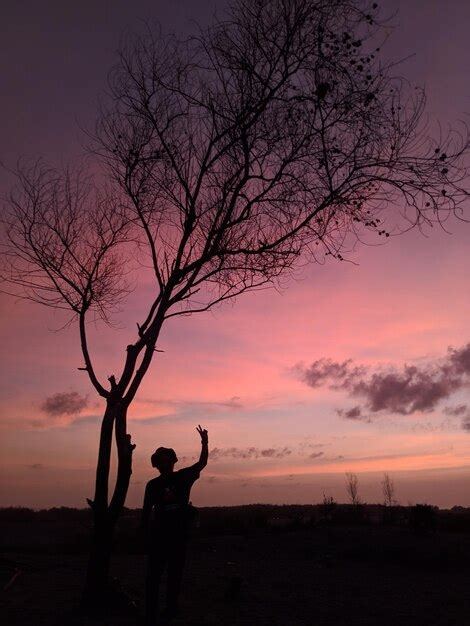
[[82, 398, 134, 610], [83, 515, 115, 608]]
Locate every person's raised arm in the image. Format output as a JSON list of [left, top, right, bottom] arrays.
[[195, 425, 209, 471]]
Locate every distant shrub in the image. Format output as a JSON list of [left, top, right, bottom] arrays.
[[409, 504, 437, 535], [0, 507, 35, 521], [437, 507, 470, 533], [319, 494, 337, 525], [35, 507, 92, 522]]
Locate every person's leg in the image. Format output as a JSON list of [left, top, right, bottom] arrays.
[[145, 541, 167, 625], [165, 534, 187, 614]]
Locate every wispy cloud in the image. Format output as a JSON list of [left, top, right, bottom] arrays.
[[210, 446, 292, 461], [134, 395, 245, 425], [71, 414, 101, 426], [27, 463, 46, 470]]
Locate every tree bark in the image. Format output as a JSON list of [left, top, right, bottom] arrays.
[[82, 399, 134, 609], [83, 515, 114, 608]]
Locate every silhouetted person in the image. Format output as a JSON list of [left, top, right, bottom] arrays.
[[141, 425, 208, 624]]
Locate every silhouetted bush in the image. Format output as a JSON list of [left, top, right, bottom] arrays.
[[408, 504, 438, 535], [438, 507, 470, 533], [0, 507, 35, 521], [36, 507, 92, 522], [4, 503, 470, 554], [318, 495, 337, 526]]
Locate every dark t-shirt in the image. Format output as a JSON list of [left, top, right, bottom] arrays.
[[142, 464, 200, 534]]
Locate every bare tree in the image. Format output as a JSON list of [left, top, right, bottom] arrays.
[[382, 472, 395, 507], [346, 472, 360, 506], [1, 0, 469, 605]]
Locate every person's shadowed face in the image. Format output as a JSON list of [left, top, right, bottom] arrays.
[[151, 447, 178, 475], [155, 455, 175, 475]]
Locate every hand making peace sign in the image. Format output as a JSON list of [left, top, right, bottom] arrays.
[[196, 425, 208, 444]]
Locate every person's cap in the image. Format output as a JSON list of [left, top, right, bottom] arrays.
[[151, 447, 178, 467]]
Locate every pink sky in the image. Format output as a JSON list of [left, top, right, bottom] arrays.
[[1, 0, 470, 509]]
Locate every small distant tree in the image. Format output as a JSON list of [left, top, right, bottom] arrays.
[[382, 472, 395, 507], [1, 0, 469, 606], [345, 472, 360, 505]]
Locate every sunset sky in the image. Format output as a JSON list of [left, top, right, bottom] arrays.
[[1, 0, 470, 509]]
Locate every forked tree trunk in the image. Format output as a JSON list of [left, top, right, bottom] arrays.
[[82, 398, 134, 609], [81, 331, 160, 610]]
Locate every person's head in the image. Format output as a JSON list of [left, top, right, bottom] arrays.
[[151, 447, 178, 475]]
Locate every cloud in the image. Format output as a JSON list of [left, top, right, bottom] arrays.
[[449, 344, 470, 375], [70, 414, 102, 426], [351, 366, 461, 415], [298, 440, 325, 449], [295, 359, 366, 389], [41, 391, 89, 417], [309, 451, 324, 459], [462, 418, 470, 432], [0, 417, 45, 430], [336, 406, 365, 420], [442, 404, 470, 433], [27, 463, 45, 470], [444, 404, 468, 417], [442, 403, 470, 433], [210, 446, 292, 461], [134, 395, 245, 425], [220, 396, 243, 409], [296, 343, 470, 417]]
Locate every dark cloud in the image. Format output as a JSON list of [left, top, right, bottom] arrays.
[[210, 446, 292, 461], [336, 406, 365, 420], [27, 463, 45, 470], [444, 404, 468, 417], [309, 451, 324, 459], [351, 365, 462, 415], [295, 359, 366, 389], [41, 391, 88, 417], [449, 344, 470, 375], [261, 448, 290, 458], [462, 418, 470, 432], [297, 343, 470, 417], [444, 402, 470, 433]]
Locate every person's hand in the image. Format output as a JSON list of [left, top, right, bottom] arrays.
[[196, 424, 208, 444]]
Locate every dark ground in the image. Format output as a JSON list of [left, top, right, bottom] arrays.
[[3, 523, 470, 626]]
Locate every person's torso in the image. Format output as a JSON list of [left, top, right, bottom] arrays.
[[147, 467, 199, 531]]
